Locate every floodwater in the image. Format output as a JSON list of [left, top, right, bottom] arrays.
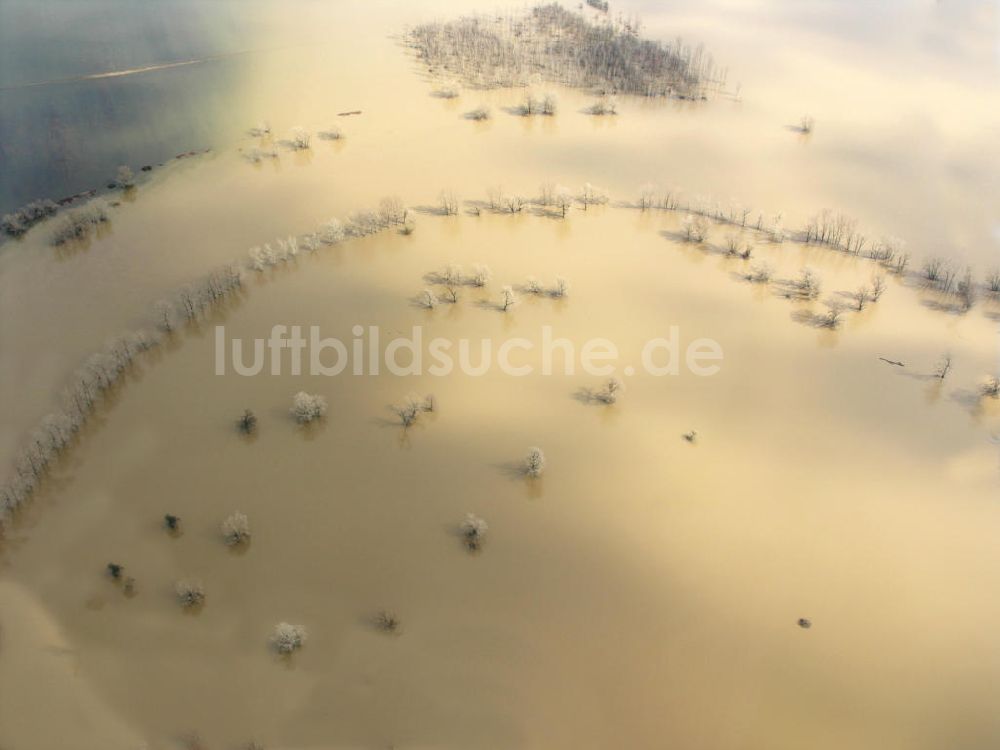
[[1, 1, 999, 748]]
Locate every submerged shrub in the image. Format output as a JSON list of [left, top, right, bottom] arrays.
[[107, 562, 124, 580], [221, 512, 251, 546], [164, 514, 181, 532], [290, 392, 327, 423], [271, 622, 307, 653], [464, 106, 491, 120], [317, 126, 344, 140]]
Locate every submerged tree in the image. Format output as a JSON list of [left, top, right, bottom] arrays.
[[221, 512, 251, 546], [500, 285, 518, 311], [593, 378, 624, 404], [525, 447, 546, 477], [115, 165, 135, 189], [407, 5, 723, 98], [238, 409, 258, 434], [290, 392, 327, 423], [271, 622, 307, 653], [176, 580, 206, 608], [1, 198, 58, 236], [459, 513, 489, 550], [288, 127, 311, 150]]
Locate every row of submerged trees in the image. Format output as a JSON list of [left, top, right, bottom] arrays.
[[407, 3, 725, 98], [3, 183, 999, 524]]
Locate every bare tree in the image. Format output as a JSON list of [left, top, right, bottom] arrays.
[[870, 275, 887, 302], [818, 305, 843, 329], [554, 186, 574, 217], [439, 190, 460, 216], [550, 277, 569, 298], [540, 92, 558, 115], [579, 183, 609, 210], [419, 289, 439, 309], [934, 354, 952, 380], [500, 286, 517, 311], [638, 183, 657, 210]]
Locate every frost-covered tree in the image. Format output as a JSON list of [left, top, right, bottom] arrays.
[[419, 288, 439, 309], [747, 263, 772, 284], [440, 190, 460, 216], [500, 285, 517, 311], [540, 92, 558, 115], [318, 218, 345, 244], [471, 264, 492, 287], [290, 392, 327, 423], [249, 121, 271, 137], [525, 276, 544, 295], [870, 275, 887, 302], [681, 213, 708, 242], [460, 513, 489, 550], [51, 201, 110, 245], [796, 268, 821, 300], [579, 183, 608, 209], [176, 580, 205, 608], [271, 622, 307, 653], [588, 96, 618, 115], [503, 194, 525, 213], [818, 305, 843, 329], [550, 277, 569, 298], [378, 196, 408, 225], [222, 512, 251, 545], [525, 447, 546, 477], [393, 393, 435, 427], [554, 186, 574, 217]]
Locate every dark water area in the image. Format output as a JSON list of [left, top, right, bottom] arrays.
[[0, 0, 270, 214]]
